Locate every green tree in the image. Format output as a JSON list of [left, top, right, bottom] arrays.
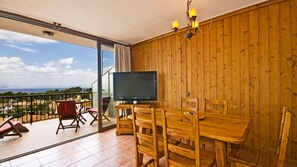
[[2, 91, 14, 96], [84, 88, 92, 92], [64, 87, 82, 93], [6, 105, 25, 118], [16, 92, 29, 96], [45, 89, 60, 94]]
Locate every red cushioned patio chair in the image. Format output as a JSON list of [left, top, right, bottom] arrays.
[[56, 101, 80, 134], [0, 116, 22, 139], [88, 97, 111, 125]]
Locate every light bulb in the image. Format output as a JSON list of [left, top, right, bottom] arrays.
[[172, 20, 179, 29], [189, 8, 197, 19], [192, 21, 199, 28]]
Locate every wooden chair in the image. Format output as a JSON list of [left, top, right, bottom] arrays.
[[131, 106, 164, 167], [102, 97, 111, 121], [0, 116, 22, 139], [228, 107, 292, 167], [204, 99, 228, 115], [88, 97, 111, 125], [56, 101, 80, 134], [201, 99, 228, 150], [180, 97, 200, 146], [162, 110, 216, 167], [181, 97, 199, 114]]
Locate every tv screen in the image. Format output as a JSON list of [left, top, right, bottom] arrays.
[[113, 71, 157, 101]]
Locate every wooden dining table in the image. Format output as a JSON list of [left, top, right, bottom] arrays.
[[154, 108, 252, 167]]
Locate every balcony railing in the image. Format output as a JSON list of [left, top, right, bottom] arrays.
[[0, 92, 92, 124]]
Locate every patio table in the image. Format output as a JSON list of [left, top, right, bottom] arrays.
[[75, 100, 90, 124]]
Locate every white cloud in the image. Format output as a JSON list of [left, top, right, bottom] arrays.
[[0, 57, 23, 64], [59, 57, 74, 65], [0, 57, 24, 72], [0, 56, 97, 88], [0, 29, 59, 54], [65, 65, 71, 69], [44, 61, 55, 67], [0, 29, 57, 44], [4, 44, 37, 52]]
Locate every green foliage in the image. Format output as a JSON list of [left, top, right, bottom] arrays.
[[1, 91, 14, 96], [6, 105, 25, 118], [63, 87, 82, 93], [84, 88, 92, 92], [45, 89, 61, 94], [15, 92, 29, 96]]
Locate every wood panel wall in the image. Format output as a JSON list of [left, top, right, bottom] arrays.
[[131, 0, 297, 159]]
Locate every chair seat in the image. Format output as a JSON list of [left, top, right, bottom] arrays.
[[200, 136, 215, 145], [138, 140, 164, 158], [0, 121, 21, 133], [88, 108, 98, 113], [167, 141, 215, 167], [168, 149, 216, 167], [60, 114, 79, 119], [88, 107, 111, 123], [228, 146, 278, 167], [157, 134, 180, 145]]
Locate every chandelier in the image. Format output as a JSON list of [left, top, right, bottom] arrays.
[[171, 0, 199, 39]]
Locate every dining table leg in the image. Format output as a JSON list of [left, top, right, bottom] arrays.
[[215, 140, 227, 167]]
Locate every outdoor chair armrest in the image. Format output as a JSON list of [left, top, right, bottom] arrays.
[[0, 116, 14, 128]]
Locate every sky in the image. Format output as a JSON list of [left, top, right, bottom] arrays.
[[0, 29, 114, 89]]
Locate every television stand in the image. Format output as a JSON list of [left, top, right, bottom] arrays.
[[115, 103, 152, 135]]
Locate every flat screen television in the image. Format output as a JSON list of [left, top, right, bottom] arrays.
[[113, 71, 157, 101]]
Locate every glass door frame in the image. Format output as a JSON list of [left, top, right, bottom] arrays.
[[97, 41, 116, 132]]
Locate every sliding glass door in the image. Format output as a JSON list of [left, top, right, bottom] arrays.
[[96, 43, 116, 131]]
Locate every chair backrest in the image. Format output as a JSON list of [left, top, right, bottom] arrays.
[[181, 97, 198, 113], [277, 107, 291, 167], [204, 99, 228, 115], [131, 106, 159, 158], [0, 116, 14, 129], [57, 101, 77, 117], [102, 97, 111, 113], [276, 107, 288, 154], [162, 110, 201, 166]]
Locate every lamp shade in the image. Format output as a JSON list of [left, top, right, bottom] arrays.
[[189, 8, 197, 19], [172, 20, 179, 29], [192, 21, 199, 28]]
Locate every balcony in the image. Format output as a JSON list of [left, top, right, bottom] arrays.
[[0, 92, 93, 124], [0, 92, 115, 162]]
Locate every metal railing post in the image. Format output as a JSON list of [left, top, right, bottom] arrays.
[[108, 71, 110, 96], [30, 96, 33, 124], [91, 92, 93, 108]]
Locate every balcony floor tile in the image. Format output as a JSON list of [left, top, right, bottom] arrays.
[[0, 113, 115, 161]]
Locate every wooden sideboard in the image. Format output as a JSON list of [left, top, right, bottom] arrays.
[[115, 103, 151, 135]]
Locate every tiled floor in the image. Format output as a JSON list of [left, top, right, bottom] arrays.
[[0, 129, 154, 167], [0, 113, 115, 161], [1, 127, 297, 167]]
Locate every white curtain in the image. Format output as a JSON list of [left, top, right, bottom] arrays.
[[115, 44, 131, 72]]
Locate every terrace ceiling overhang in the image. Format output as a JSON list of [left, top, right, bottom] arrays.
[[0, 0, 266, 45]]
